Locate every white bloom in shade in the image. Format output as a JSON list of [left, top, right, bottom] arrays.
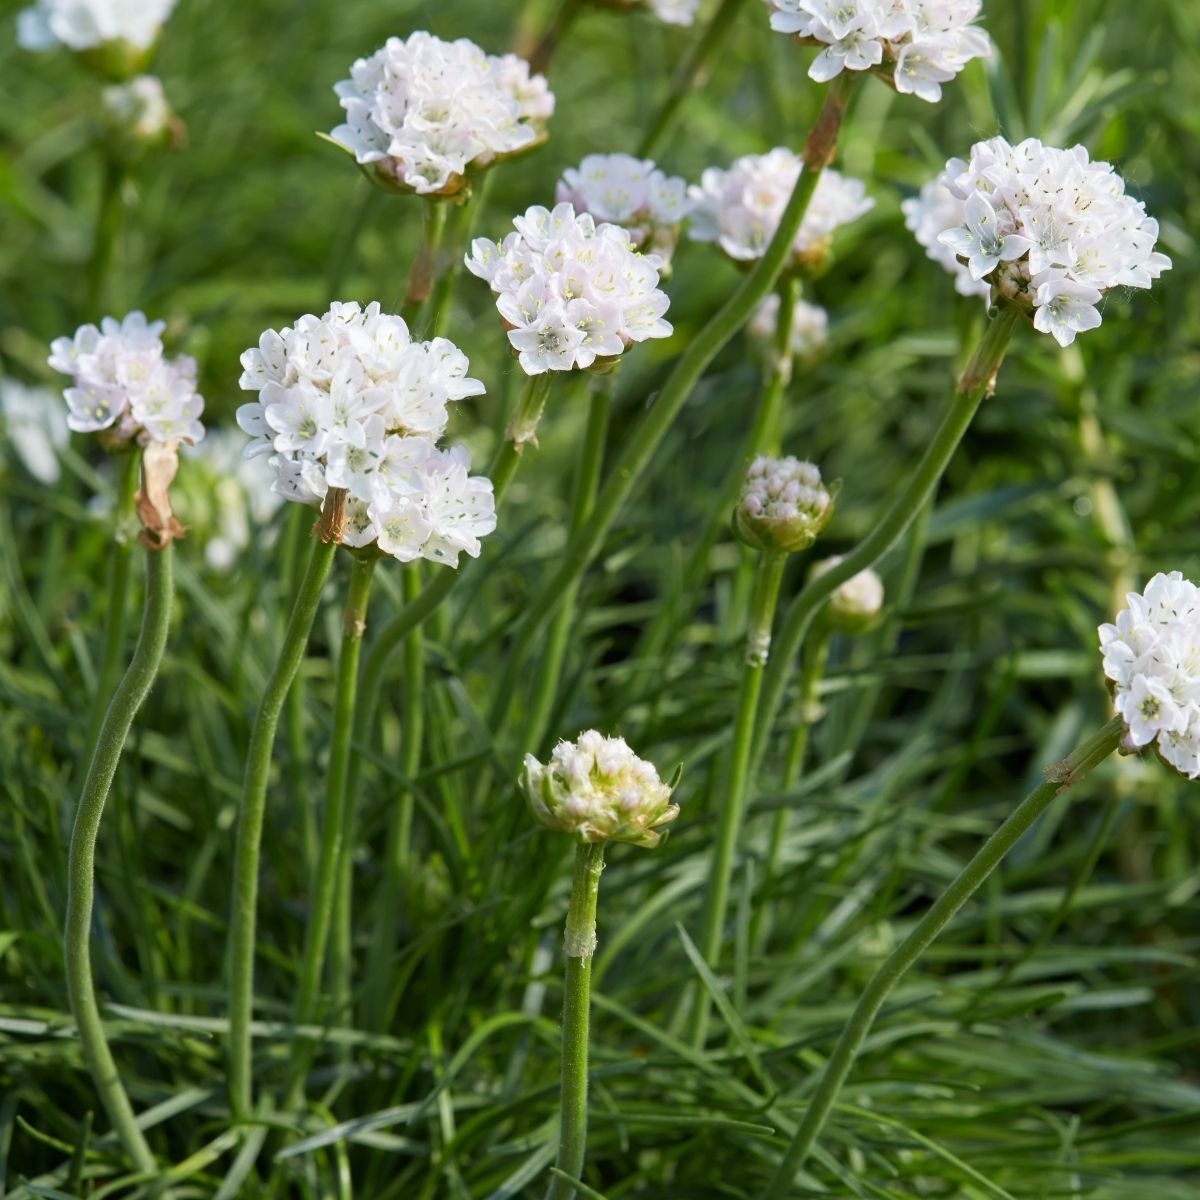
[[688, 148, 873, 269], [101, 75, 175, 151], [748, 293, 830, 362], [649, 0, 700, 27], [734, 455, 835, 553], [521, 730, 680, 849], [1, 380, 69, 485], [236, 302, 495, 567], [810, 554, 884, 633], [17, 0, 175, 51], [466, 203, 673, 375], [1100, 571, 1200, 779], [919, 137, 1171, 346], [330, 33, 553, 197], [47, 312, 204, 446], [902, 179, 991, 300], [556, 153, 690, 266], [762, 0, 991, 101]]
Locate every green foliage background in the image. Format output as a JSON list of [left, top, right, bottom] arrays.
[[1, 0, 1199, 1195]]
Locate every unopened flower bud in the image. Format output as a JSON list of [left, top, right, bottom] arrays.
[[734, 456, 834, 554], [521, 730, 680, 849], [809, 555, 885, 634]]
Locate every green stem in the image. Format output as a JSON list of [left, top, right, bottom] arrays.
[[530, 0, 584, 76], [523, 377, 612, 754], [502, 75, 857, 702], [751, 305, 1022, 775], [285, 553, 376, 1107], [87, 156, 126, 315], [546, 841, 606, 1200], [84, 448, 142, 760], [402, 200, 449, 327], [421, 196, 474, 340], [689, 549, 787, 1047], [227, 505, 342, 1120], [638, 0, 751, 158], [758, 715, 1124, 1195], [65, 544, 172, 1174]]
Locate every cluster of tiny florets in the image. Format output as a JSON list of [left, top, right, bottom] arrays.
[[236, 301, 495, 568], [556, 154, 690, 266], [902, 180, 991, 300], [48, 312, 205, 447], [330, 33, 554, 197], [1, 380, 69, 486], [735, 456, 834, 553], [763, 0, 991, 101], [521, 730, 679, 849], [466, 203, 673, 376], [17, 0, 174, 52], [1100, 572, 1200, 780], [748, 293, 830, 363], [919, 137, 1172, 346], [689, 149, 873, 269]]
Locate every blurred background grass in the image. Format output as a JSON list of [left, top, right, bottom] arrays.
[[2, 0, 1200, 1195]]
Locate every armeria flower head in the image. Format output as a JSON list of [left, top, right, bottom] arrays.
[[48, 312, 205, 447], [587, 0, 700, 26], [521, 730, 680, 849], [236, 301, 496, 568], [734, 456, 835, 554], [763, 0, 991, 101], [18, 0, 175, 75], [810, 554, 885, 633], [748, 293, 830, 365], [101, 75, 179, 160], [902, 179, 991, 300], [556, 153, 690, 267], [330, 33, 554, 198], [1100, 571, 1200, 780], [689, 148, 873, 271], [466, 203, 673, 376], [1, 380, 69, 485], [918, 137, 1171, 346]]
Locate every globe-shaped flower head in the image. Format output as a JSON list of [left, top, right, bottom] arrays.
[[330, 33, 554, 198], [917, 137, 1171, 346], [586, 0, 699, 24], [521, 730, 680, 849], [748, 293, 831, 366], [47, 312, 205, 447], [810, 555, 885, 633], [734, 456, 835, 554], [1100, 572, 1200, 780], [556, 153, 690, 268], [236, 301, 496, 568], [466, 203, 673, 376], [689, 148, 873, 273], [18, 0, 176, 77], [762, 0, 992, 101]]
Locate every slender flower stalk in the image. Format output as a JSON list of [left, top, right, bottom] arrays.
[[402, 200, 449, 326], [758, 715, 1125, 1196], [226, 500, 343, 1118], [65, 542, 172, 1175], [284, 551, 376, 1105], [750, 304, 1022, 775], [530, 0, 584, 75], [87, 156, 126, 314]]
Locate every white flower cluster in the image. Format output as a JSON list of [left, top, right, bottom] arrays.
[[466, 203, 674, 376], [1, 380, 69, 485], [236, 301, 496, 568], [735, 455, 834, 553], [556, 154, 690, 265], [589, 0, 699, 24], [689, 149, 873, 268], [521, 730, 679, 849], [763, 0, 991, 101], [902, 180, 990, 300], [924, 137, 1172, 347], [1100, 572, 1200, 780], [811, 554, 885, 632], [102, 75, 173, 144], [48, 312, 205, 446], [330, 33, 554, 197], [17, 0, 175, 52], [749, 293, 830, 362]]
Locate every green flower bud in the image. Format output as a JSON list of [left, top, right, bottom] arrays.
[[734, 456, 835, 554]]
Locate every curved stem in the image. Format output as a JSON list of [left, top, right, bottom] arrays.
[[638, 0, 751, 158], [546, 841, 606, 1200], [226, 505, 342, 1120], [65, 544, 172, 1174], [87, 156, 126, 315], [502, 75, 857, 700], [758, 715, 1124, 1196], [751, 305, 1022, 775], [285, 553, 376, 1107], [689, 549, 787, 1047]]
